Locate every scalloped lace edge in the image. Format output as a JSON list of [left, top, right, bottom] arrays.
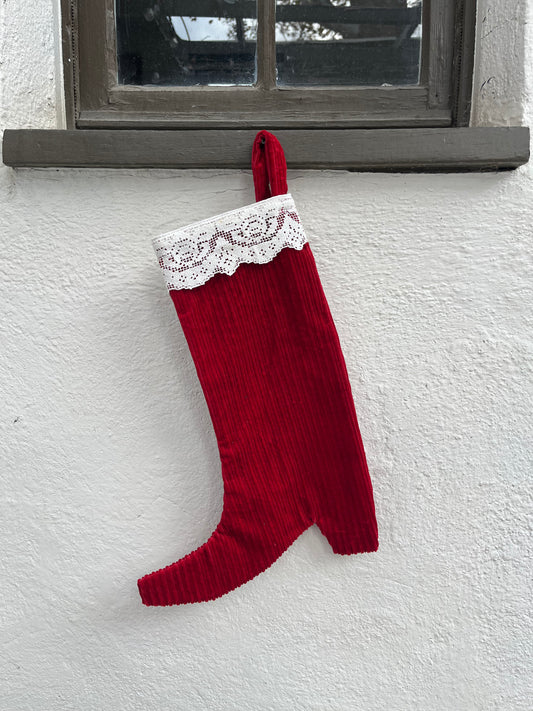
[[152, 193, 308, 291]]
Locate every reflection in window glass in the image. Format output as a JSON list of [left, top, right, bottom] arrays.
[[276, 0, 423, 86], [116, 1, 257, 86]]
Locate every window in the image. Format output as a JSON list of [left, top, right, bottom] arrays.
[[66, 0, 475, 129], [3, 1, 529, 170]]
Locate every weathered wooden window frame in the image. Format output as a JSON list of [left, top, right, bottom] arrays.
[[2, 0, 530, 170], [65, 0, 473, 129]]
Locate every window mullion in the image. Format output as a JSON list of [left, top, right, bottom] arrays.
[[256, 0, 276, 90]]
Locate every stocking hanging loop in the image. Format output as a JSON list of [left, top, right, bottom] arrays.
[[252, 130, 288, 202]]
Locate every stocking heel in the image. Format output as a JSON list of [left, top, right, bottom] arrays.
[[316, 515, 378, 555]]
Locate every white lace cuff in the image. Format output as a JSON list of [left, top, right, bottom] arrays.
[[152, 193, 308, 290]]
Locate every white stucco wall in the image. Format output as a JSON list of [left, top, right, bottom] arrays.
[[1, 2, 532, 710]]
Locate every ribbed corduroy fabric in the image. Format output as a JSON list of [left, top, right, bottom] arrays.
[[137, 131, 378, 606]]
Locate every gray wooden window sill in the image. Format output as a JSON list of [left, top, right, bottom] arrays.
[[2, 127, 529, 171]]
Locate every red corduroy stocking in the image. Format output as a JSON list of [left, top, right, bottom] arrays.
[[137, 130, 378, 606]]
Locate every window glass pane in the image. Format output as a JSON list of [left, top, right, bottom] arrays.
[[276, 0, 423, 87], [116, 1, 257, 86]]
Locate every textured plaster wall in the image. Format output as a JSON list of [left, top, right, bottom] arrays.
[[1, 1, 532, 710]]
